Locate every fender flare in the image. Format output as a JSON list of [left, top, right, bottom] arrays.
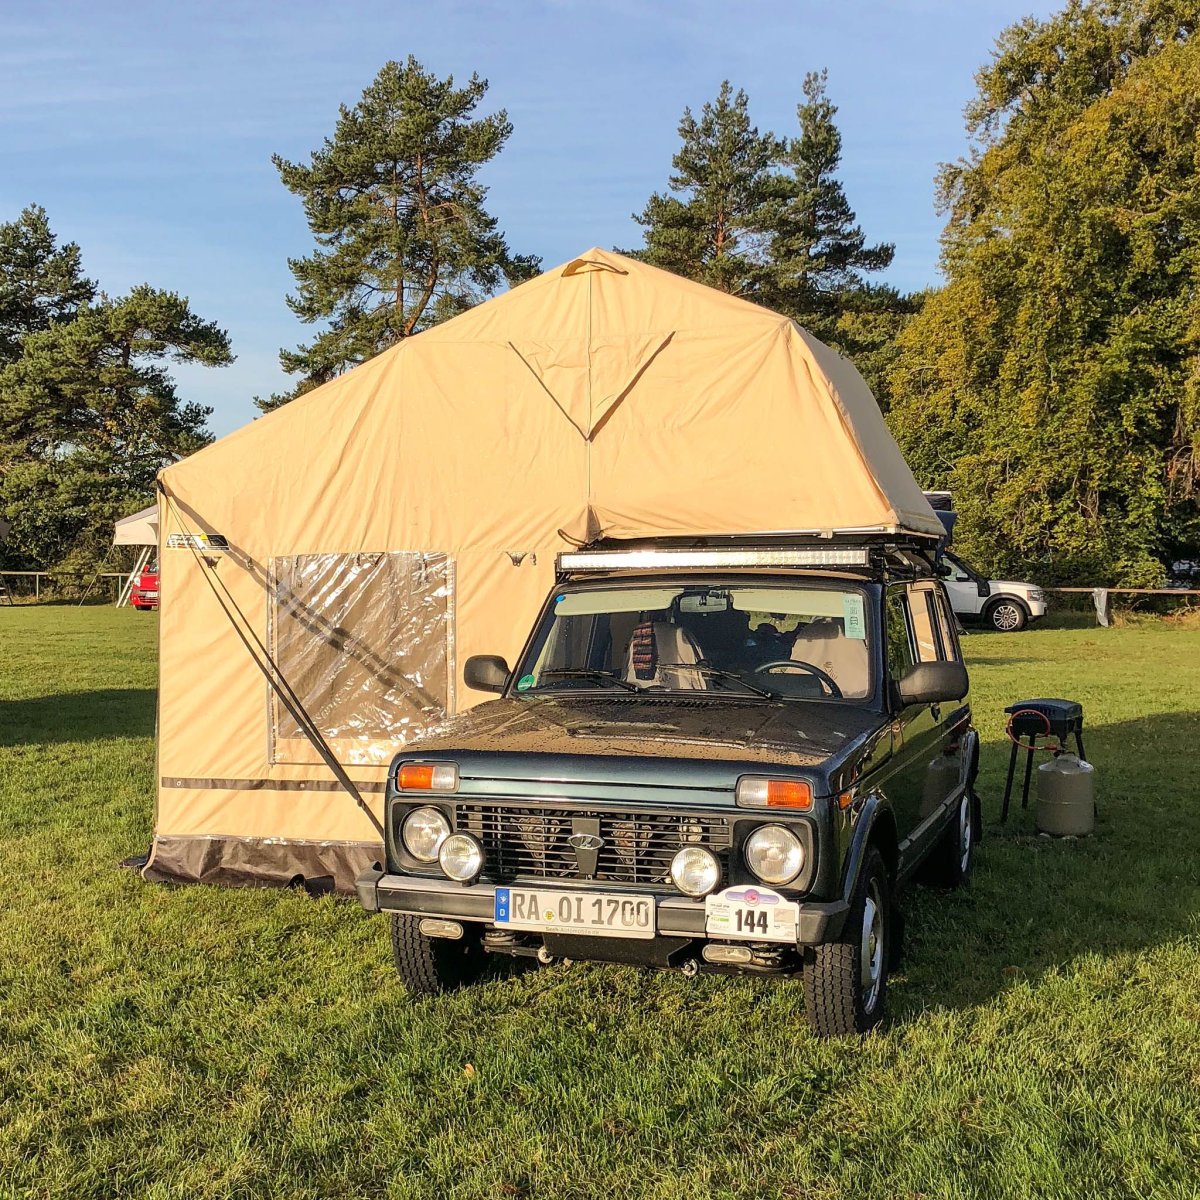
[[840, 794, 898, 907]]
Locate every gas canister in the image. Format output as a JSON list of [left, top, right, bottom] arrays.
[[1035, 754, 1096, 836]]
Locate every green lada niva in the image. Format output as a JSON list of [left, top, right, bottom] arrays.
[[356, 540, 979, 1036]]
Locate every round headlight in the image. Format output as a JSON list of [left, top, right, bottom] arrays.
[[401, 806, 450, 863], [670, 845, 721, 897], [744, 824, 805, 886], [439, 832, 484, 882]]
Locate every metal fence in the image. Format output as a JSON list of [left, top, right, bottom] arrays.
[[0, 571, 127, 603]]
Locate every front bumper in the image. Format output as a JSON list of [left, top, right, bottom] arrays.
[[356, 869, 849, 946]]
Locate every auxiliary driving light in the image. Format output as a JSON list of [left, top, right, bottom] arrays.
[[744, 824, 805, 886], [670, 845, 721, 897], [401, 806, 450, 862], [439, 833, 484, 883], [397, 761, 459, 792]]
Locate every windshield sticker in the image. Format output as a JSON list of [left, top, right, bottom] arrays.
[[516, 674, 536, 692], [842, 594, 866, 640]]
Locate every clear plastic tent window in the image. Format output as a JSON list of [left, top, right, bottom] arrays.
[[269, 552, 453, 762]]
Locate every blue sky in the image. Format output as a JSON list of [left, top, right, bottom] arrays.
[[2, 0, 1055, 438]]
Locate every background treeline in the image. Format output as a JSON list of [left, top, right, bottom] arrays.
[[2, 0, 1196, 586]]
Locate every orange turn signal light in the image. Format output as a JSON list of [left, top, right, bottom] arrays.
[[735, 777, 813, 810], [397, 762, 459, 792]]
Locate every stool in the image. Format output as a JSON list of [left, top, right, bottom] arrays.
[[1001, 698, 1086, 823]]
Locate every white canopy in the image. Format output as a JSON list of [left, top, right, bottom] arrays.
[[114, 505, 158, 547]]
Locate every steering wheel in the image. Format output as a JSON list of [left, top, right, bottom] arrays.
[[754, 659, 843, 698]]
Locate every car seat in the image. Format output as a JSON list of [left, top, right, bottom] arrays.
[[788, 619, 868, 697]]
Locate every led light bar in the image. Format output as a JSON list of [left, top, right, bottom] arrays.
[[558, 546, 871, 571]]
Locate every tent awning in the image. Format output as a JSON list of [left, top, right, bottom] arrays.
[[114, 505, 158, 546]]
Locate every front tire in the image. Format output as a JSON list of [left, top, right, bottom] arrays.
[[986, 598, 1027, 632], [390, 914, 488, 996], [923, 789, 978, 889], [804, 847, 892, 1037]]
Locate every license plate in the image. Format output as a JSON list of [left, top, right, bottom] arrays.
[[493, 887, 655, 939], [705, 886, 799, 942]]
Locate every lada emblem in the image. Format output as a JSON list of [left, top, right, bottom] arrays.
[[567, 832, 604, 852]]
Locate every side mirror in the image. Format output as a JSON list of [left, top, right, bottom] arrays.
[[464, 654, 510, 694], [936, 562, 952, 578], [898, 660, 968, 706]]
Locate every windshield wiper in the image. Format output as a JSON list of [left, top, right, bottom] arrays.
[[661, 663, 777, 700], [535, 668, 640, 692]]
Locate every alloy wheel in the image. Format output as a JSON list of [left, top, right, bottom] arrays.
[[992, 603, 1022, 631]]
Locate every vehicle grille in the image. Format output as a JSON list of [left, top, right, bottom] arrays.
[[453, 803, 733, 886]]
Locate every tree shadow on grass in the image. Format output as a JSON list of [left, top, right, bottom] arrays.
[[887, 709, 1200, 1021], [0, 689, 156, 747]]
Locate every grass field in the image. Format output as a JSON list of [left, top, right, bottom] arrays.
[[1, 606, 1198, 1199]]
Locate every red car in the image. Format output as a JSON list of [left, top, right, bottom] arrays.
[[130, 563, 159, 610]]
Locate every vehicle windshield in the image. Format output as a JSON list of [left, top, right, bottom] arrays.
[[513, 581, 872, 701]]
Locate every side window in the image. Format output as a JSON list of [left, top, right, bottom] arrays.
[[932, 589, 961, 662], [905, 582, 961, 663], [908, 588, 941, 662], [885, 589, 915, 681]]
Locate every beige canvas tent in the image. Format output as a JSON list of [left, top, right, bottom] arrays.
[[145, 248, 939, 891]]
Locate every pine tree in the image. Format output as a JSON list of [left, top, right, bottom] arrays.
[[0, 286, 230, 570], [261, 56, 539, 411], [630, 82, 783, 295], [0, 205, 95, 364], [762, 71, 895, 343]]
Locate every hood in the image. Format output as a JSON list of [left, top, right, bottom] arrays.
[[407, 695, 882, 786]]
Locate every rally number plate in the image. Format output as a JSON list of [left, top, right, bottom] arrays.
[[704, 886, 800, 942], [494, 887, 654, 939]]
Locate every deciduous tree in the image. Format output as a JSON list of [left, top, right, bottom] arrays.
[[888, 1, 1200, 584]]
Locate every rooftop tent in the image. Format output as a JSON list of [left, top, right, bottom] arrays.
[[145, 247, 940, 892]]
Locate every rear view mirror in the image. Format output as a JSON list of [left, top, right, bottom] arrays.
[[464, 654, 510, 694], [898, 661, 968, 706]]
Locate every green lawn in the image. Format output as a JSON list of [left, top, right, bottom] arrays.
[[1, 607, 1198, 1199]]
